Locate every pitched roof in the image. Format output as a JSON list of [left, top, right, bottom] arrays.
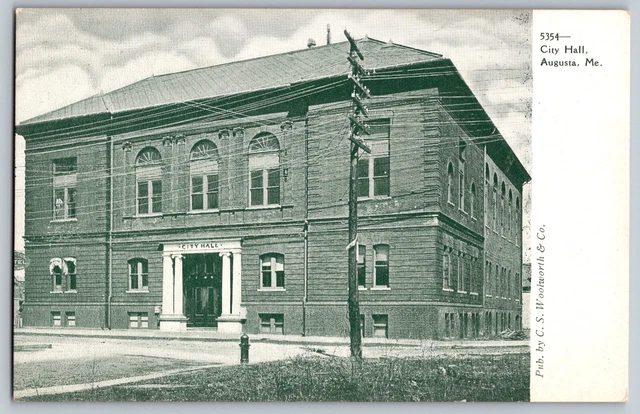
[[20, 38, 442, 126]]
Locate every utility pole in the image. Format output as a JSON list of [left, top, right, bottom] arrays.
[[344, 29, 371, 360]]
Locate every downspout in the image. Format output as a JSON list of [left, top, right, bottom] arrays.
[[302, 115, 310, 336], [107, 136, 114, 329]]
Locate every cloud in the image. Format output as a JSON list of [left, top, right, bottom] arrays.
[[16, 65, 96, 123]]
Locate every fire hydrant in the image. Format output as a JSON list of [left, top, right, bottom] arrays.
[[240, 333, 250, 364]]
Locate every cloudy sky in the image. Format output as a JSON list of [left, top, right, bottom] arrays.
[[14, 8, 532, 257]]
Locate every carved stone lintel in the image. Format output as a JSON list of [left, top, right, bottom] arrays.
[[280, 120, 293, 131], [121, 141, 132, 152], [174, 134, 186, 146], [162, 136, 174, 147], [232, 127, 244, 138], [218, 129, 230, 139]]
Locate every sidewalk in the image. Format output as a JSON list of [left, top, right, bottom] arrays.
[[14, 327, 528, 348]]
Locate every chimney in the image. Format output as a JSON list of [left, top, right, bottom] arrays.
[[307, 38, 316, 48], [327, 24, 331, 45]]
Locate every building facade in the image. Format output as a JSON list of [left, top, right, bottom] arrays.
[[17, 38, 529, 339]]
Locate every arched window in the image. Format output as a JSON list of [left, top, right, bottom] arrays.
[[501, 182, 506, 234], [128, 258, 149, 291], [50, 258, 63, 292], [357, 245, 366, 287], [190, 140, 219, 211], [484, 164, 490, 223], [508, 190, 513, 237], [135, 147, 162, 215], [470, 183, 476, 218], [515, 197, 521, 246], [447, 162, 454, 204], [249, 133, 280, 206], [373, 245, 390, 288], [260, 253, 285, 289], [492, 174, 498, 230], [49, 257, 76, 292]]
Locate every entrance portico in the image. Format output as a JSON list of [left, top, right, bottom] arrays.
[[159, 239, 244, 333]]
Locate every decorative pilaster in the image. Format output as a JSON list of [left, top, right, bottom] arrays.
[[217, 251, 243, 333], [231, 251, 242, 316], [173, 254, 184, 316], [220, 252, 231, 316], [161, 253, 174, 315]]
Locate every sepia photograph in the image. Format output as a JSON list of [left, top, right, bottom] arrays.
[[14, 8, 535, 402]]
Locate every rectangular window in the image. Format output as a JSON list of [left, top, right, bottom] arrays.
[[373, 157, 390, 196], [373, 245, 389, 287], [129, 312, 149, 329], [259, 314, 284, 334], [249, 166, 280, 207], [129, 259, 149, 291], [457, 255, 464, 292], [442, 249, 451, 290], [357, 119, 390, 199], [52, 312, 61, 326], [66, 260, 77, 291], [137, 179, 162, 215], [53, 158, 77, 220], [261, 254, 285, 289], [65, 312, 76, 327], [191, 174, 219, 211], [356, 158, 369, 198], [459, 162, 465, 210], [357, 245, 366, 287], [191, 176, 204, 210], [54, 268, 63, 292], [267, 168, 280, 205], [372, 314, 388, 338], [207, 174, 219, 209], [250, 170, 264, 206]]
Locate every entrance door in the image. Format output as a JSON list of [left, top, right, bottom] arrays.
[[184, 254, 222, 327]]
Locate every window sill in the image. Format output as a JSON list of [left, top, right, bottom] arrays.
[[459, 208, 467, 215], [64, 290, 77, 294], [50, 290, 64, 294], [358, 195, 392, 202], [442, 288, 454, 292], [247, 205, 282, 211], [358, 286, 367, 290], [458, 290, 467, 294], [50, 218, 77, 223], [136, 213, 163, 218], [188, 209, 220, 215], [447, 201, 456, 208], [486, 294, 492, 298], [470, 292, 479, 296], [370, 286, 390, 291], [257, 288, 286, 292], [127, 289, 150, 294]]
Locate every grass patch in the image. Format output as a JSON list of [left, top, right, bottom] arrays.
[[14, 355, 198, 391], [23, 352, 529, 402]]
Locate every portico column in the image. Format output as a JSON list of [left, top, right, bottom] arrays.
[[173, 254, 184, 316], [162, 253, 174, 315], [231, 251, 242, 316], [220, 252, 231, 315]]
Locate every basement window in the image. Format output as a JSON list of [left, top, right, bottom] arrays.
[[372, 314, 388, 338], [259, 313, 284, 334]]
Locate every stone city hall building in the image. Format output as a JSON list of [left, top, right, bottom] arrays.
[[16, 37, 529, 339]]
